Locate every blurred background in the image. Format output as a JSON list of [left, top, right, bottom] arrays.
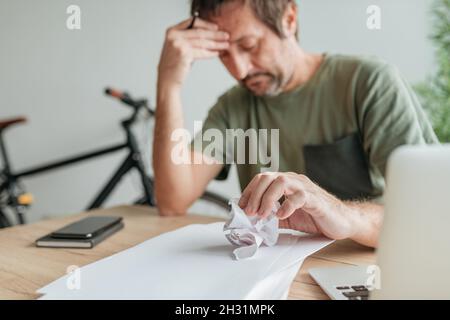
[[0, 0, 444, 223]]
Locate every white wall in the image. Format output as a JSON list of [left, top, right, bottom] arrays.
[[0, 0, 435, 223]]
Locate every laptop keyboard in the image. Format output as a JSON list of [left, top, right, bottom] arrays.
[[336, 285, 370, 300]]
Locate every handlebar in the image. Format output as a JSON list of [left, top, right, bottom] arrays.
[[104, 87, 154, 116]]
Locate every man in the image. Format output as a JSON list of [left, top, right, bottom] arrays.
[[153, 0, 437, 248]]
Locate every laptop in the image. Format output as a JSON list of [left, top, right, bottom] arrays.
[[309, 144, 450, 300]]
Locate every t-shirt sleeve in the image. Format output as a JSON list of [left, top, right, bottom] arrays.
[[190, 96, 231, 180], [356, 63, 439, 179]]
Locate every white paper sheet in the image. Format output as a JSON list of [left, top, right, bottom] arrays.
[[37, 223, 333, 300]]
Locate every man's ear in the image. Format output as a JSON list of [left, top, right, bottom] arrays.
[[282, 2, 298, 38]]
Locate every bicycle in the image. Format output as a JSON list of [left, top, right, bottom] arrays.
[[0, 88, 229, 228]]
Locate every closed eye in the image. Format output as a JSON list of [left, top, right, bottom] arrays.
[[239, 40, 258, 52], [241, 45, 256, 52]]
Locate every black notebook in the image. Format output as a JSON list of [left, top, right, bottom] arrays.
[[36, 221, 124, 249]]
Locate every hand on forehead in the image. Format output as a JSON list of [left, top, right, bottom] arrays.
[[200, 1, 266, 43]]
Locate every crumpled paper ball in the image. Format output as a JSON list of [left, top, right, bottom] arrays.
[[223, 198, 280, 260]]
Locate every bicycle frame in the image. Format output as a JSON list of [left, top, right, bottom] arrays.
[[0, 100, 155, 226], [13, 143, 127, 179]]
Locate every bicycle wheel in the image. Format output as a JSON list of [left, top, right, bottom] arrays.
[[0, 209, 12, 228]]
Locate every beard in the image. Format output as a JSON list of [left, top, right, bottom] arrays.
[[241, 72, 283, 97]]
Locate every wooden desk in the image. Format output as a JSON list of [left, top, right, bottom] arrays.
[[0, 206, 376, 300]]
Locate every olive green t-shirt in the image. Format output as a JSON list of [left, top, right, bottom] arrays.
[[192, 54, 438, 200]]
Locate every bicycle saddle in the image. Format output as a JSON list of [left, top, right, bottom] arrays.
[[0, 116, 27, 131]]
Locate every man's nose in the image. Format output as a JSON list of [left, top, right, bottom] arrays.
[[227, 52, 250, 81]]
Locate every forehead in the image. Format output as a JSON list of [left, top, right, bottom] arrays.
[[206, 1, 267, 42]]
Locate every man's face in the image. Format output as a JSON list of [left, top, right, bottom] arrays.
[[208, 2, 295, 97]]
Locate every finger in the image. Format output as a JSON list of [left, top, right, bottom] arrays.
[[191, 48, 220, 60], [190, 39, 229, 51], [190, 17, 219, 30], [238, 176, 260, 210], [184, 29, 229, 41], [259, 177, 286, 218], [173, 18, 196, 30], [191, 17, 220, 31], [239, 184, 259, 215], [245, 174, 277, 216], [174, 17, 219, 31], [276, 191, 307, 219]]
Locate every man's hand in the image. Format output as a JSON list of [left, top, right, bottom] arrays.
[[238, 172, 383, 247], [158, 18, 229, 91]]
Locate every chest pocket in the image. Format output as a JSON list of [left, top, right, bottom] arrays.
[[303, 133, 374, 200]]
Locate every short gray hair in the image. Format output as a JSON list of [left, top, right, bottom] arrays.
[[190, 0, 298, 39]]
